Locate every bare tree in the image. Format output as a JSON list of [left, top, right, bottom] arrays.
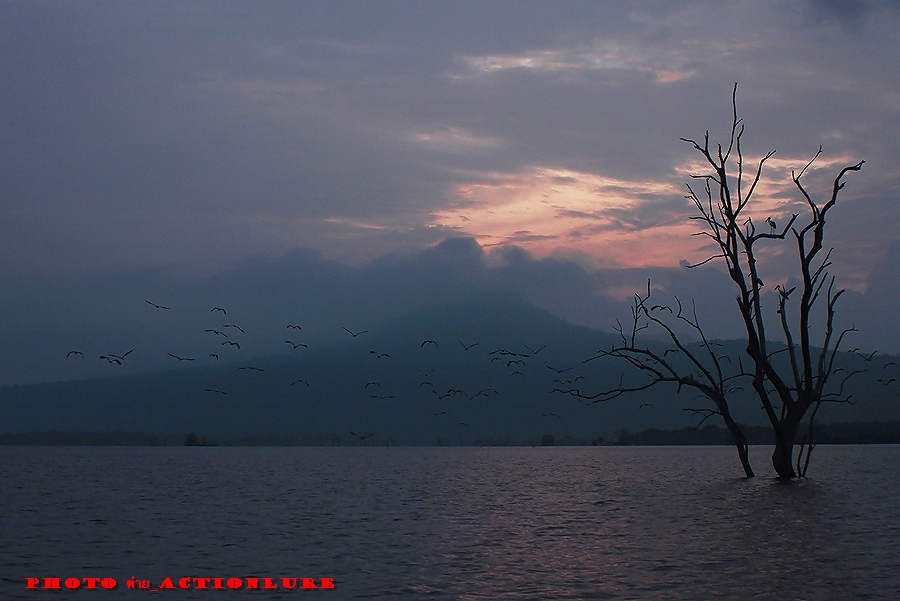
[[566, 84, 864, 478]]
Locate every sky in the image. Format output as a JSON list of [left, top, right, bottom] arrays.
[[3, 0, 900, 385]]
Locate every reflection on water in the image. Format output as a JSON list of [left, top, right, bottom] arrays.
[[2, 445, 898, 599]]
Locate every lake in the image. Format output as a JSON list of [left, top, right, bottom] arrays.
[[2, 445, 898, 600]]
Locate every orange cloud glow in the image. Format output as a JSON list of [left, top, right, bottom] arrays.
[[429, 167, 703, 269], [429, 152, 859, 273]]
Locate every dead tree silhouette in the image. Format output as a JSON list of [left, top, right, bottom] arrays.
[[561, 84, 865, 478]]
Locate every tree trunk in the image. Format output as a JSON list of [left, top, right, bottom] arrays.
[[771, 424, 799, 479], [722, 413, 754, 478]]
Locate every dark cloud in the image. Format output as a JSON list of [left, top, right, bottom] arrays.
[[2, 2, 897, 386]]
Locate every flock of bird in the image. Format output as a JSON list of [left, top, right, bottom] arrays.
[[61, 296, 895, 445], [60, 298, 607, 445]]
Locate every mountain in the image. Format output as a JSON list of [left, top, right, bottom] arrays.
[[2, 292, 897, 445]]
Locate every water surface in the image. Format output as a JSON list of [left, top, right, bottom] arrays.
[[2, 445, 898, 599]]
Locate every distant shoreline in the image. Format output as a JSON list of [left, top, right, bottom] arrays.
[[2, 421, 898, 447]]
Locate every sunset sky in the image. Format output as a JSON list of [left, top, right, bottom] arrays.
[[3, 1, 900, 384]]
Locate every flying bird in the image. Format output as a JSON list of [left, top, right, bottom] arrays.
[[285, 340, 308, 350], [459, 341, 479, 351], [524, 345, 546, 355], [222, 341, 240, 348], [145, 300, 170, 310], [209, 353, 219, 360], [66, 350, 84, 358], [99, 349, 133, 364], [857, 350, 878, 362], [542, 413, 562, 419], [343, 327, 368, 337], [167, 353, 195, 361], [291, 378, 311, 386], [211, 307, 227, 314], [546, 365, 572, 374], [223, 324, 244, 333], [350, 431, 376, 441], [421, 339, 439, 348], [287, 324, 302, 330], [204, 388, 228, 394], [239, 366, 264, 372], [369, 350, 390, 359], [205, 329, 227, 337]]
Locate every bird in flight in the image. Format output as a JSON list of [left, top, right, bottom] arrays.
[[524, 345, 546, 355], [343, 327, 368, 337], [469, 387, 499, 400], [459, 341, 479, 351], [211, 307, 227, 314], [350, 431, 376, 441], [291, 378, 311, 386], [542, 412, 562, 419], [421, 339, 439, 348], [369, 350, 390, 359], [285, 340, 308, 350], [100, 349, 133, 364], [223, 324, 244, 333], [856, 350, 878, 362], [209, 353, 219, 360], [287, 324, 302, 330], [145, 300, 170, 310], [167, 353, 195, 361], [66, 350, 84, 358], [204, 388, 228, 394], [205, 329, 227, 337], [222, 341, 241, 349], [239, 366, 264, 372]]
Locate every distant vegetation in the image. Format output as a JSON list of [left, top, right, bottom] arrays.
[[2, 421, 897, 446]]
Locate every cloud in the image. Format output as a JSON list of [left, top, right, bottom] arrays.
[[2, 1, 899, 389]]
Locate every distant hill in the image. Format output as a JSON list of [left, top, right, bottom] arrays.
[[2, 292, 897, 445]]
